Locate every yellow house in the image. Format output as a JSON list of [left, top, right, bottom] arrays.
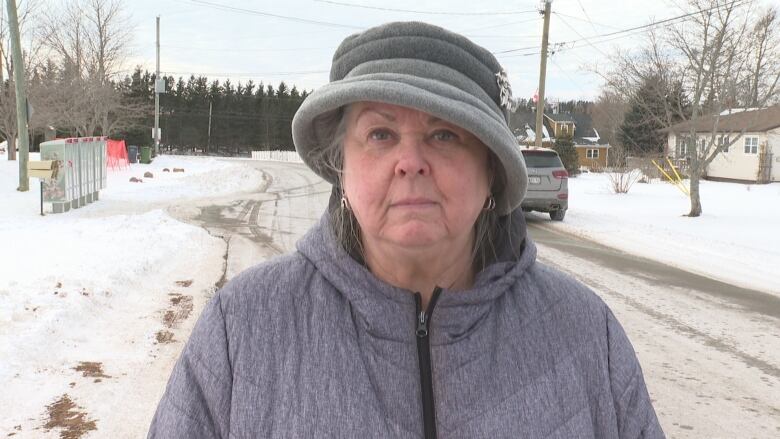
[[511, 111, 611, 171], [545, 112, 611, 171], [543, 113, 576, 138], [574, 143, 610, 170]]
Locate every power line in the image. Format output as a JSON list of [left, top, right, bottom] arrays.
[[550, 57, 588, 92], [560, 0, 750, 45], [313, 0, 537, 16], [462, 33, 541, 40], [187, 0, 364, 29], [554, 28, 653, 53], [457, 17, 540, 33], [162, 45, 329, 53], [496, 51, 542, 59], [574, 0, 599, 33], [495, 26, 654, 58], [495, 0, 751, 55], [555, 14, 610, 58], [552, 11, 622, 30], [161, 70, 328, 76]]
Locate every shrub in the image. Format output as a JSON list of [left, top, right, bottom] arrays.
[[552, 136, 579, 175]]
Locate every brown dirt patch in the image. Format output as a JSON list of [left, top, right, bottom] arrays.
[[175, 279, 193, 287], [163, 294, 193, 328], [73, 362, 110, 379], [42, 394, 97, 439], [155, 330, 175, 344]]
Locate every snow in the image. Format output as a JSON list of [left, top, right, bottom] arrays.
[[2, 148, 779, 437], [530, 172, 780, 295], [0, 154, 267, 437]]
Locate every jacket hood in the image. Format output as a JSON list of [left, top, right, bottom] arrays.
[[296, 192, 537, 344]]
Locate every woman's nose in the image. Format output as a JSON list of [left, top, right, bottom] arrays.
[[394, 135, 430, 177]]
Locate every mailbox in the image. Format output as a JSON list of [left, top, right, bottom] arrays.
[[27, 160, 59, 180], [39, 137, 107, 213]]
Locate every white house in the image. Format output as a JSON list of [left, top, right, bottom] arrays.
[[666, 106, 780, 183]]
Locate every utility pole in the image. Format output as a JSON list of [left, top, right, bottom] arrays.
[[6, 0, 29, 190], [154, 15, 160, 155], [1, 3, 4, 84], [207, 100, 212, 153], [535, 0, 552, 148]]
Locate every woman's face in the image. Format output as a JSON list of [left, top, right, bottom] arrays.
[[342, 102, 491, 252]]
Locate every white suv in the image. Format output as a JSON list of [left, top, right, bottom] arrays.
[[520, 148, 569, 221]]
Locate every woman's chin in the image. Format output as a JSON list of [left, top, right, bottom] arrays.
[[381, 222, 448, 249]]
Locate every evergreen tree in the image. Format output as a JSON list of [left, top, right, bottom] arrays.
[[618, 75, 668, 155], [114, 72, 308, 155], [553, 135, 579, 175], [276, 81, 289, 98]]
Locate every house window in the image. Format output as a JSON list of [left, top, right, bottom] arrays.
[[586, 149, 599, 159], [718, 135, 730, 153], [675, 136, 689, 157], [744, 136, 759, 154]]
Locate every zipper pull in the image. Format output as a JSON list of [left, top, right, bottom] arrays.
[[415, 292, 428, 337], [416, 310, 428, 337]]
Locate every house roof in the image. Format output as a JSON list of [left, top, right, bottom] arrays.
[[667, 105, 780, 133], [571, 113, 599, 140], [545, 113, 575, 123], [509, 110, 554, 140], [510, 110, 607, 145]]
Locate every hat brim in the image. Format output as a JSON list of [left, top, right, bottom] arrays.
[[292, 73, 527, 215]]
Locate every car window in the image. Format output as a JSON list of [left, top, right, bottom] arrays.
[[521, 151, 563, 168]]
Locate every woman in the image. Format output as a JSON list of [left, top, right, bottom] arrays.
[[149, 22, 664, 438]]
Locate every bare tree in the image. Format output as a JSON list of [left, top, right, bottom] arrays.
[[606, 0, 780, 216], [743, 5, 780, 106], [0, 0, 43, 160], [84, 0, 131, 81], [38, 0, 139, 137], [590, 88, 628, 151]]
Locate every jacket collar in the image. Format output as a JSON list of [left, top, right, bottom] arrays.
[[296, 197, 537, 344]]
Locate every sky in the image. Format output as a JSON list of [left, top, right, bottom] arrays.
[[122, 0, 768, 101]]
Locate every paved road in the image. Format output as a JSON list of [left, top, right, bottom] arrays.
[[525, 216, 780, 437], [526, 219, 780, 320], [180, 160, 780, 438]]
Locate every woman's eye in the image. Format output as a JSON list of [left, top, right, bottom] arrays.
[[432, 130, 459, 142], [368, 129, 393, 141]]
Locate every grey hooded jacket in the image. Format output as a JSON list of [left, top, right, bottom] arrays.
[[148, 211, 664, 438]]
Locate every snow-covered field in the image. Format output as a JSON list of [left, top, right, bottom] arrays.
[[0, 154, 267, 438], [529, 172, 780, 295], [2, 151, 778, 437]]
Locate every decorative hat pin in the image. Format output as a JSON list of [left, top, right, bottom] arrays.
[[496, 68, 518, 113]]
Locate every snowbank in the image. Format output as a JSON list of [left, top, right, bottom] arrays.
[[0, 154, 266, 437], [532, 173, 780, 295]]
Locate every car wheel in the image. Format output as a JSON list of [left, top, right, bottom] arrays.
[[550, 209, 566, 221]]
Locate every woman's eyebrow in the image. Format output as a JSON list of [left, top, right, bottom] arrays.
[[355, 108, 396, 123]]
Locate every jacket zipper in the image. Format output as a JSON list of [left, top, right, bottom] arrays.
[[415, 287, 443, 439]]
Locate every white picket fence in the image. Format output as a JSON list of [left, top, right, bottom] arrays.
[[250, 150, 303, 163]]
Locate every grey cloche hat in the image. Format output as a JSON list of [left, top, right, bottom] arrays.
[[291, 21, 527, 215]]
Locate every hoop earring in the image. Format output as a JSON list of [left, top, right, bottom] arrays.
[[341, 195, 351, 211], [483, 196, 496, 211]]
